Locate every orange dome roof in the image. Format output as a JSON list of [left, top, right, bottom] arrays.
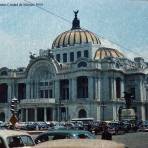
[[52, 10, 101, 49], [52, 29, 101, 49], [94, 47, 124, 60]]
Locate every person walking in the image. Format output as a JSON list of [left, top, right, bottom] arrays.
[[101, 125, 112, 140]]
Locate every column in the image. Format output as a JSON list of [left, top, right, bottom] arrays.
[[11, 79, 15, 98], [34, 108, 37, 122], [94, 77, 98, 100], [34, 80, 38, 99], [98, 78, 101, 101], [96, 106, 101, 121], [111, 77, 115, 100], [54, 80, 60, 101], [26, 109, 28, 122], [121, 79, 124, 97], [69, 79, 72, 100], [111, 78, 115, 100], [52, 108, 55, 121], [136, 77, 143, 101], [7, 83, 12, 119], [26, 80, 30, 99], [36, 80, 39, 98], [88, 77, 94, 100], [15, 83, 18, 98], [141, 105, 146, 121], [34, 80, 36, 98], [30, 80, 33, 99], [44, 108, 47, 121], [8, 82, 12, 102], [113, 105, 117, 121], [72, 78, 77, 101]]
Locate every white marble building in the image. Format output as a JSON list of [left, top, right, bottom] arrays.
[[0, 12, 148, 122]]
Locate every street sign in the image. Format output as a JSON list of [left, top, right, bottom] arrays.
[[9, 114, 18, 126]]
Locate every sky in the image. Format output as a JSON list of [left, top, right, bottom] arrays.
[[0, 0, 148, 68]]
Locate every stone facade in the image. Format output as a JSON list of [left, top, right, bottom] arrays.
[[0, 13, 148, 122]]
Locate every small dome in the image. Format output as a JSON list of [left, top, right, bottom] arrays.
[[52, 29, 101, 49], [94, 47, 124, 60]]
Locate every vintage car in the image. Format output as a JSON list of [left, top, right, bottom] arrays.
[[35, 129, 96, 144], [34, 139, 128, 148], [0, 129, 35, 148]]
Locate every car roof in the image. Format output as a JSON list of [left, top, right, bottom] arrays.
[[45, 130, 91, 134], [34, 139, 126, 148], [0, 130, 30, 139]]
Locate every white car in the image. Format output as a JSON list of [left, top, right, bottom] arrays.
[[34, 139, 128, 148], [0, 129, 35, 148]]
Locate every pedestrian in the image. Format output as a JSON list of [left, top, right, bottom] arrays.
[[101, 125, 112, 140]]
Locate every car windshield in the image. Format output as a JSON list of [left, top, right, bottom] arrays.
[[7, 135, 35, 147], [75, 132, 96, 139]]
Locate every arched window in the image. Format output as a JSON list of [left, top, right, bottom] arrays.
[[77, 76, 88, 98], [116, 78, 121, 98], [116, 63, 120, 69], [61, 107, 66, 121], [78, 62, 87, 68], [60, 79, 69, 100], [0, 112, 5, 122], [146, 77, 148, 84], [78, 109, 87, 118], [0, 83, 8, 103]]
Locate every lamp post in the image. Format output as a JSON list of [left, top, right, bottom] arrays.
[[10, 97, 18, 114], [10, 97, 18, 129], [100, 101, 107, 121]]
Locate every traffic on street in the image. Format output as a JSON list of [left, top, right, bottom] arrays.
[[0, 119, 148, 148]]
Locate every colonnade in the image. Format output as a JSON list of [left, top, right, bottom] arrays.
[[21, 107, 55, 122]]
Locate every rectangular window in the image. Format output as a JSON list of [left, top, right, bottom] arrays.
[[49, 89, 52, 98], [18, 83, 26, 100], [130, 87, 135, 99], [77, 51, 81, 59], [63, 53, 67, 62], [84, 50, 89, 58], [45, 82, 48, 86], [39, 82, 44, 86], [56, 54, 60, 62], [70, 52, 74, 62], [40, 90, 44, 98], [45, 90, 48, 98]]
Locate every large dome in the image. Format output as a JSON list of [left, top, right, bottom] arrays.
[[52, 29, 101, 49], [52, 11, 101, 49], [94, 47, 124, 60]]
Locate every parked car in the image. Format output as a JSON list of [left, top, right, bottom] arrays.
[[0, 129, 35, 148], [34, 139, 128, 148], [138, 121, 148, 132], [108, 122, 125, 135], [0, 121, 6, 129], [35, 129, 96, 144]]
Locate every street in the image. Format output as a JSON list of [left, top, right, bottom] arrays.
[[97, 132, 148, 148]]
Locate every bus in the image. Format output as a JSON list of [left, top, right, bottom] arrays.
[[71, 118, 94, 124]]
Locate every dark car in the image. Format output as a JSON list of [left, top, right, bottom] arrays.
[[35, 129, 96, 144]]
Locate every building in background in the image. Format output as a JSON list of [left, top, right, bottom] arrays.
[[0, 12, 148, 122]]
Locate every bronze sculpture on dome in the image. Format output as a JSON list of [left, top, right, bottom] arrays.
[[74, 10, 79, 18], [72, 10, 80, 29]]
